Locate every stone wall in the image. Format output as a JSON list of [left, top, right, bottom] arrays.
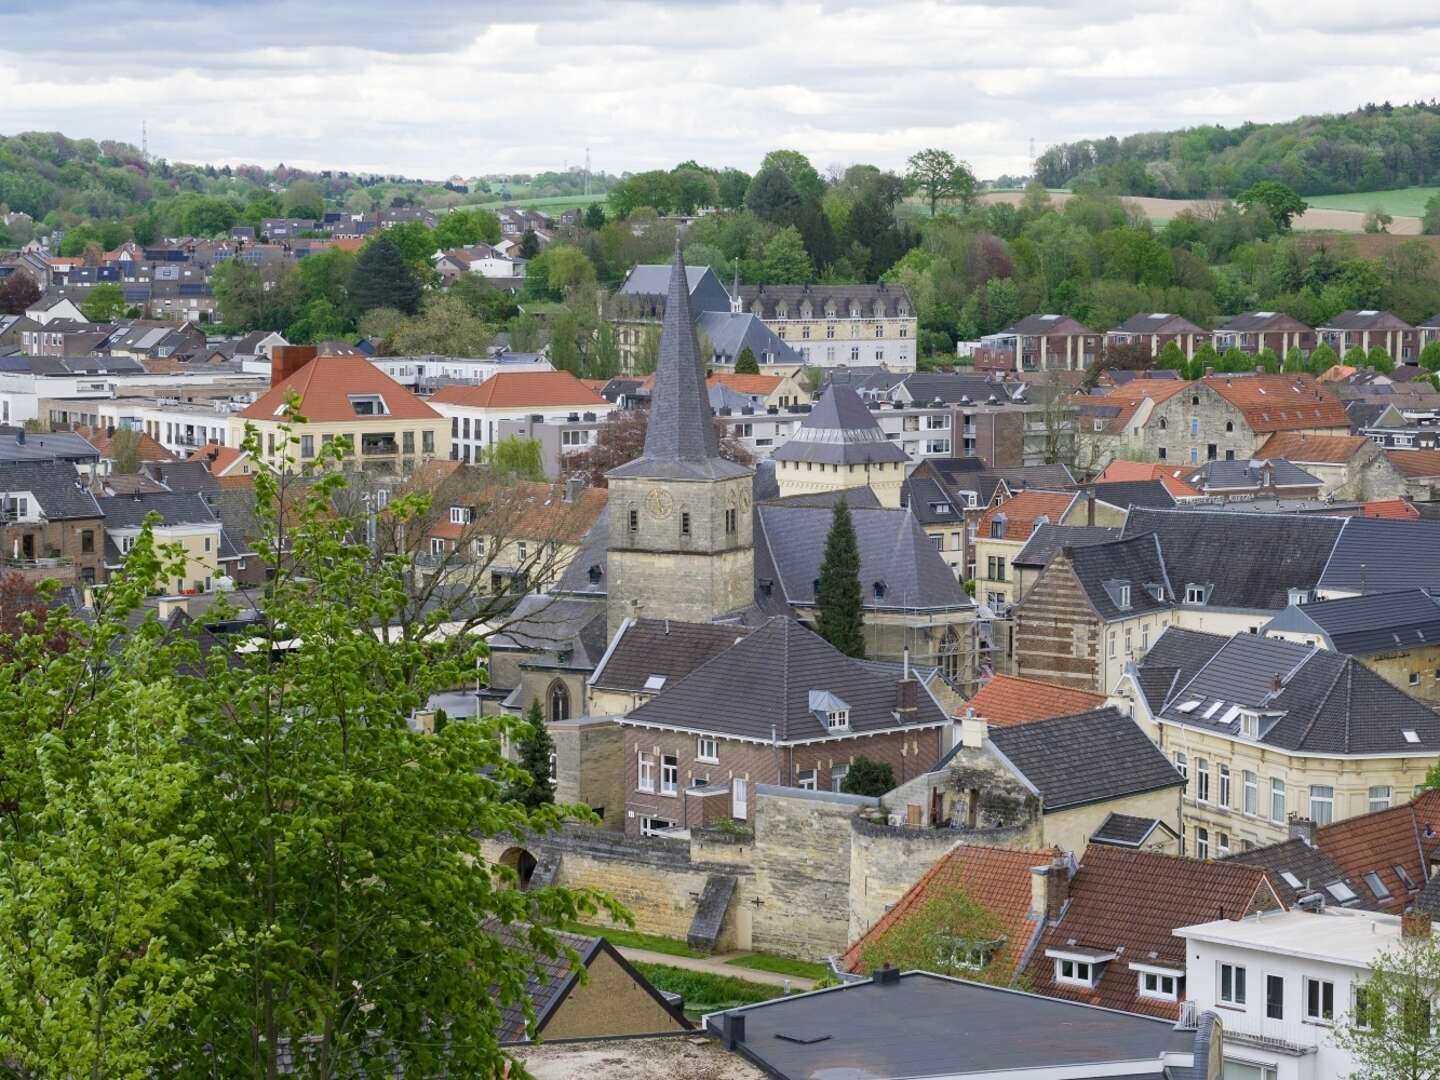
[[847, 816, 978, 943], [553, 717, 626, 831]]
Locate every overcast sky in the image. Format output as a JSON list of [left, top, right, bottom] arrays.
[[4, 0, 1440, 180]]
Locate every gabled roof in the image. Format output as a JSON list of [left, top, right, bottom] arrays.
[[975, 489, 1079, 544], [1184, 458, 1321, 492], [839, 842, 1059, 980], [1127, 627, 1228, 713], [1319, 791, 1440, 915], [983, 707, 1184, 812], [1318, 516, 1440, 594], [1025, 847, 1280, 1018], [770, 385, 908, 466], [694, 309, 802, 367], [238, 355, 439, 422], [1001, 314, 1096, 336], [1078, 379, 1190, 434], [1263, 589, 1440, 655], [1317, 309, 1414, 331], [590, 618, 752, 693], [1387, 449, 1440, 477], [617, 263, 732, 314], [902, 468, 967, 525], [1110, 312, 1206, 336], [1093, 460, 1200, 498], [1363, 498, 1421, 520], [1088, 814, 1179, 850], [0, 460, 103, 519], [1255, 431, 1372, 464], [1090, 479, 1177, 511], [621, 616, 949, 742], [1202, 373, 1350, 433], [488, 594, 610, 671], [97, 490, 218, 530], [429, 371, 608, 410], [1215, 311, 1314, 333], [1224, 837, 1378, 910], [1065, 532, 1173, 622], [963, 674, 1106, 727], [707, 372, 784, 396], [1012, 524, 1121, 569]]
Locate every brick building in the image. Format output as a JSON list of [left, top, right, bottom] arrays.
[[1212, 312, 1316, 358], [0, 459, 106, 585], [1103, 312, 1210, 361], [1316, 309, 1418, 364]]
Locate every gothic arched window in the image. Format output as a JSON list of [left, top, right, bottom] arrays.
[[547, 680, 571, 724]]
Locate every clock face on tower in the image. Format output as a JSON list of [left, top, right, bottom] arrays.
[[645, 488, 674, 520]]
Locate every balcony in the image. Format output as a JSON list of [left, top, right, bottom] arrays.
[[360, 433, 400, 456], [1179, 1000, 1315, 1056]]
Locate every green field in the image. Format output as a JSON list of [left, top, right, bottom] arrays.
[[474, 193, 605, 213], [724, 953, 830, 980], [1301, 186, 1439, 218], [631, 961, 784, 1020]]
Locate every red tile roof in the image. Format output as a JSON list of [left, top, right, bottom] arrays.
[[1025, 847, 1281, 1018], [73, 424, 174, 463], [975, 489, 1078, 544], [189, 442, 252, 477], [1362, 498, 1420, 520], [1255, 432, 1370, 464], [840, 843, 1059, 983], [429, 371, 609, 411], [1314, 791, 1440, 914], [1093, 460, 1201, 498], [1202, 374, 1350, 433], [238, 355, 439, 422], [1084, 380, 1192, 435], [427, 478, 607, 545], [1388, 449, 1440, 478], [963, 675, 1107, 727], [708, 373, 784, 395]]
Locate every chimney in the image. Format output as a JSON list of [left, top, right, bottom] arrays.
[[872, 964, 900, 985], [563, 476, 584, 504], [960, 711, 987, 749], [1030, 857, 1070, 922], [720, 1012, 746, 1049], [156, 594, 190, 622], [896, 671, 918, 716], [1402, 912, 1432, 940], [1086, 485, 1095, 526], [270, 344, 317, 387], [1272, 673, 1283, 692], [1288, 815, 1318, 847]]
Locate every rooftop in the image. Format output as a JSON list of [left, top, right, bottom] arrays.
[[769, 385, 908, 467], [1202, 373, 1351, 433], [975, 489, 1079, 544], [238, 355, 439, 423], [1177, 907, 1404, 969], [429, 370, 610, 410], [963, 673, 1106, 727]]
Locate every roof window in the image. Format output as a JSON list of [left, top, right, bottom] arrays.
[[1403, 730, 1421, 744], [1325, 881, 1357, 904], [1363, 872, 1390, 899], [349, 394, 389, 416]]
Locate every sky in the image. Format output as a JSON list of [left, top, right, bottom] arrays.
[[3, 0, 1440, 181]]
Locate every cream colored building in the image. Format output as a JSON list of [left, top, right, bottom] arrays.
[[736, 283, 918, 372], [99, 492, 224, 594], [771, 384, 908, 507]]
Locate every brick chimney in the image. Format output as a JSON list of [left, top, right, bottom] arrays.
[[1402, 911, 1432, 940], [270, 344, 317, 387], [1030, 857, 1070, 922], [1288, 815, 1318, 847]]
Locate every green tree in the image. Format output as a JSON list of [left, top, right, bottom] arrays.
[[855, 883, 1005, 983], [519, 227, 541, 259], [1306, 341, 1339, 375], [1368, 344, 1395, 373], [1423, 192, 1440, 236], [634, 324, 661, 375], [1188, 342, 1219, 379], [583, 202, 606, 230], [1364, 206, 1394, 234], [509, 700, 557, 809], [1419, 341, 1440, 373], [1345, 344, 1370, 368], [350, 233, 422, 315], [1256, 346, 1281, 373], [80, 281, 125, 322], [1219, 345, 1251, 373], [295, 247, 357, 311], [905, 148, 978, 216], [1155, 340, 1186, 373], [591, 321, 620, 380], [744, 163, 802, 224], [761, 225, 813, 284], [281, 178, 324, 219], [1236, 181, 1308, 231], [841, 755, 895, 797], [815, 497, 865, 658], [433, 208, 501, 249], [758, 150, 826, 204], [385, 221, 439, 271], [1283, 345, 1306, 372], [285, 298, 350, 344], [539, 244, 597, 296], [388, 292, 492, 356], [108, 427, 144, 474], [181, 195, 238, 237], [1332, 930, 1440, 1080], [716, 168, 751, 209], [734, 347, 760, 374], [358, 306, 408, 344]]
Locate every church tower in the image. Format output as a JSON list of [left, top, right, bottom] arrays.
[[606, 244, 755, 638]]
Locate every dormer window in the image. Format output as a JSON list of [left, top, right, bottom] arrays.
[[1239, 711, 1260, 739], [1287, 588, 1310, 606], [810, 689, 850, 731], [826, 709, 850, 730], [873, 580, 887, 600], [1135, 967, 1182, 1001], [1056, 959, 1094, 987], [990, 516, 1007, 539], [449, 505, 474, 525], [1048, 948, 1113, 988], [1184, 584, 1208, 605], [349, 394, 388, 416], [1146, 583, 1165, 602]]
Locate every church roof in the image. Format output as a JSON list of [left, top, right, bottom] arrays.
[[770, 385, 909, 466], [607, 244, 751, 483]]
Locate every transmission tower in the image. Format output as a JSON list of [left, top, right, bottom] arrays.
[[142, 120, 149, 162]]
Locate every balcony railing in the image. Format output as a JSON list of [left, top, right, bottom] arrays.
[[3, 555, 73, 569], [1181, 999, 1317, 1053]]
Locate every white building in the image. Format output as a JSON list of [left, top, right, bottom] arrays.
[[368, 353, 552, 392], [1177, 906, 1424, 1080], [428, 371, 613, 466]]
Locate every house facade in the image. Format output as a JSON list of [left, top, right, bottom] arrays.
[[1213, 313, 1316, 358], [1316, 309, 1417, 364], [1103, 312, 1210, 361], [974, 314, 1101, 373], [734, 283, 918, 372], [429, 371, 613, 466]]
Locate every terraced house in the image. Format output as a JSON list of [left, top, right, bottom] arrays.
[[735, 283, 917, 372], [1316, 309, 1418, 364], [1102, 312, 1210, 362]]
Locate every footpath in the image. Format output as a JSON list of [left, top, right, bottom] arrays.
[[616, 946, 819, 991]]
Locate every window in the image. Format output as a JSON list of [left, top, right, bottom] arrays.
[[1369, 785, 1392, 812], [639, 816, 675, 837], [1244, 770, 1258, 815], [1108, 631, 1116, 658], [547, 681, 570, 724], [1055, 959, 1093, 987], [449, 505, 474, 525], [629, 508, 639, 533], [1117, 584, 1130, 608], [1266, 974, 1285, 1020], [1190, 417, 1200, 436], [660, 755, 678, 796], [516, 541, 528, 562], [1219, 764, 1231, 808], [1217, 832, 1231, 856], [1196, 758, 1210, 803], [637, 751, 655, 792], [986, 555, 1007, 581], [1124, 627, 1132, 654], [680, 512, 691, 537], [561, 429, 587, 447], [1364, 871, 1391, 900], [1354, 984, 1380, 1030], [1411, 672, 1421, 687], [80, 529, 94, 554], [725, 507, 737, 534], [1220, 963, 1247, 1005], [1195, 826, 1209, 859], [119, 535, 136, 554], [300, 434, 315, 458], [825, 709, 850, 731], [1271, 778, 1286, 822], [830, 764, 849, 792], [1309, 785, 1334, 825], [1185, 585, 1206, 604], [1305, 977, 1334, 1024], [1189, 447, 1199, 464], [1175, 752, 1188, 792], [1138, 971, 1179, 1001], [797, 768, 817, 791], [431, 539, 449, 558], [403, 430, 415, 454], [697, 737, 718, 764], [422, 430, 434, 454], [1140, 623, 1149, 651]]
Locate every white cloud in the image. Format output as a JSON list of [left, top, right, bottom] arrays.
[[2, 0, 1439, 179]]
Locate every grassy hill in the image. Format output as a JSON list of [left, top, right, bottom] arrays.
[[1302, 186, 1439, 218]]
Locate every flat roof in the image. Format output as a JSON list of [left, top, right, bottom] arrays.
[[707, 971, 1194, 1077], [1176, 908, 1403, 969]]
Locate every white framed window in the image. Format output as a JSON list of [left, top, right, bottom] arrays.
[[1108, 631, 1116, 658], [1369, 785, 1392, 812], [471, 538, 486, 558], [830, 764, 849, 793], [449, 505, 474, 525], [120, 535, 136, 553], [517, 541, 528, 561], [1175, 752, 1188, 794], [1124, 626, 1132, 654], [1220, 963, 1247, 1005], [1243, 770, 1258, 815], [1271, 778, 1286, 823], [825, 709, 850, 731], [561, 429, 587, 447], [429, 537, 447, 556], [797, 768, 817, 791], [1217, 832, 1230, 856], [1185, 584, 1206, 604], [636, 751, 655, 793], [1055, 959, 1094, 987], [1195, 826, 1209, 859], [639, 815, 675, 837], [696, 737, 719, 764], [1304, 977, 1334, 1024], [1196, 758, 1210, 803], [1218, 763, 1231, 808], [1140, 623, 1149, 651], [1309, 785, 1334, 826], [660, 754, 678, 796], [1138, 971, 1179, 1001]]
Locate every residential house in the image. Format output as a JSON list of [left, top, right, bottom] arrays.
[[1261, 589, 1440, 704], [1095, 460, 1201, 497], [1183, 458, 1323, 500], [1213, 313, 1316, 359], [233, 347, 448, 471], [1317, 309, 1418, 364], [24, 295, 85, 325], [610, 262, 734, 371], [617, 616, 951, 835], [962, 672, 1106, 728], [587, 617, 753, 718], [770, 385, 909, 507], [706, 371, 810, 410], [428, 370, 613, 466], [734, 283, 918, 372], [971, 489, 1084, 615], [98, 491, 224, 593], [974, 314, 1101, 374], [1253, 431, 1407, 500], [901, 460, 969, 578], [1387, 447, 1440, 499], [0, 460, 105, 585], [1112, 627, 1440, 853], [1103, 312, 1210, 362], [1009, 523, 1123, 603]]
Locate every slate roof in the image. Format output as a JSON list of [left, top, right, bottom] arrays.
[[488, 594, 610, 671], [1065, 533, 1174, 622], [590, 618, 752, 693], [1215, 312, 1314, 334], [1262, 589, 1440, 655], [1149, 630, 1440, 755], [0, 460, 103, 519], [97, 491, 217, 530], [608, 246, 750, 483], [891, 371, 1026, 406], [617, 262, 732, 313], [1025, 847, 1280, 1018], [1091, 479, 1177, 510], [621, 616, 949, 742], [1012, 524, 1121, 569], [1184, 458, 1321, 492], [1224, 837, 1377, 910], [839, 842, 1058, 980], [735, 282, 914, 320], [754, 503, 972, 613], [694, 309, 801, 367], [1128, 628, 1228, 713], [1318, 516, 1440, 594], [902, 468, 967, 526], [770, 384, 908, 466], [0, 429, 102, 465], [1088, 814, 1178, 850], [964, 674, 1106, 727], [1121, 507, 1345, 611]]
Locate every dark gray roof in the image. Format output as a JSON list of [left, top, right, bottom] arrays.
[[607, 247, 751, 483], [706, 972, 1205, 1078], [1122, 507, 1345, 612], [1318, 309, 1413, 331], [985, 707, 1184, 811], [591, 618, 752, 692], [97, 491, 217, 530], [763, 485, 881, 510], [1013, 524, 1122, 569], [623, 616, 948, 742], [553, 506, 609, 597], [617, 263, 732, 313], [1225, 838, 1378, 909], [1091, 480, 1177, 511], [1130, 628, 1228, 712], [1185, 458, 1321, 491], [735, 282, 913, 320], [694, 309, 801, 367], [1318, 517, 1440, 595], [1262, 589, 1440, 655], [1065, 533, 1174, 622], [144, 460, 219, 494], [0, 460, 102, 519], [929, 458, 1078, 504], [1090, 813, 1178, 849], [1110, 312, 1206, 335], [1001, 313, 1095, 336], [489, 594, 609, 671], [770, 385, 908, 466], [754, 503, 972, 613], [892, 371, 1025, 405], [902, 471, 966, 526], [0, 429, 101, 465], [1151, 631, 1440, 754], [1216, 312, 1314, 333]]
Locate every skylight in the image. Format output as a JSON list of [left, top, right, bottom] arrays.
[[1364, 872, 1390, 899], [1218, 705, 1242, 728], [1404, 730, 1421, 744], [1177, 700, 1203, 713], [1202, 701, 1223, 719], [1326, 881, 1358, 903], [1280, 871, 1303, 889], [643, 675, 667, 691]]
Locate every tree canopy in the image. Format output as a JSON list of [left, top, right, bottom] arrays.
[[815, 498, 865, 658]]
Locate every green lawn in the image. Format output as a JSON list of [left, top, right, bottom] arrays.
[[724, 953, 830, 981], [473, 194, 605, 213], [1303, 186, 1440, 218], [558, 921, 703, 958], [632, 961, 784, 1020]]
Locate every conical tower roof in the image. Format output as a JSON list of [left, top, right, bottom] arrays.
[[608, 242, 751, 481]]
